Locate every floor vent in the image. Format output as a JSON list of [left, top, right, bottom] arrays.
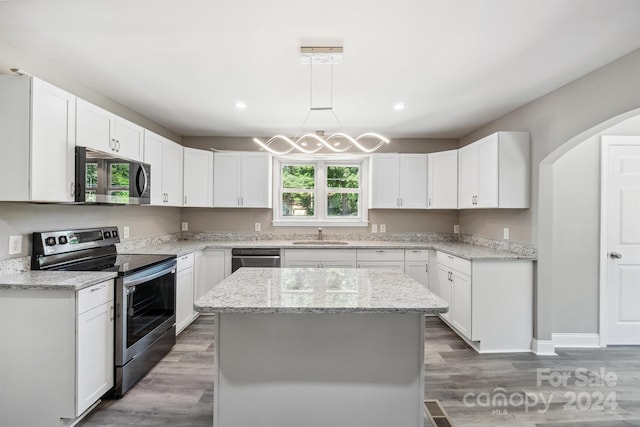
[[424, 399, 454, 427]]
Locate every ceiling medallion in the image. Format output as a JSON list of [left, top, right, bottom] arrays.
[[253, 46, 390, 155]]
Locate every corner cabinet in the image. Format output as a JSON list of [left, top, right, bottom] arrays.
[[427, 149, 458, 209], [213, 151, 272, 208], [369, 154, 427, 209], [0, 280, 114, 426], [433, 251, 533, 352], [144, 130, 184, 206], [76, 98, 144, 161], [458, 131, 530, 209], [0, 75, 76, 202], [183, 147, 213, 207]]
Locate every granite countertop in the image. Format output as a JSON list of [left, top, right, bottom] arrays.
[[194, 267, 449, 314], [0, 271, 118, 291], [121, 239, 535, 260]]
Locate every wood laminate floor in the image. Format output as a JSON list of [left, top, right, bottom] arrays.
[[80, 315, 640, 427]]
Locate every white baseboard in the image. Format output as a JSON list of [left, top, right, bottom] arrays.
[[552, 333, 600, 348], [532, 339, 556, 356]]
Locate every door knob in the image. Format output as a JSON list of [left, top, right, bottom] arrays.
[[609, 251, 623, 259]]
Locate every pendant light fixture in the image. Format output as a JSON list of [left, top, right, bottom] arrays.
[[253, 46, 390, 155]]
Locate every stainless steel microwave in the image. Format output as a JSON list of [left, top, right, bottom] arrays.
[[75, 146, 151, 205]]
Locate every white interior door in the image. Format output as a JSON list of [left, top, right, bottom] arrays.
[[603, 136, 640, 345]]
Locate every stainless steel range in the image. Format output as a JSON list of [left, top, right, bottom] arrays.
[[31, 226, 177, 397]]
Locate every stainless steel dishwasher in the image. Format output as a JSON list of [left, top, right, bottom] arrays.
[[231, 248, 281, 273]]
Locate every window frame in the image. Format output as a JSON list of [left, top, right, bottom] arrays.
[[273, 155, 369, 227]]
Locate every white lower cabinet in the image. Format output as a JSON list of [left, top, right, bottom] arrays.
[[434, 251, 533, 352], [357, 249, 404, 271], [404, 249, 431, 288], [195, 249, 231, 301], [282, 249, 357, 268], [0, 280, 114, 426], [176, 253, 196, 334]]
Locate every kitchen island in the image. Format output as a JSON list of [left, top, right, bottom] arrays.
[[195, 267, 448, 427]]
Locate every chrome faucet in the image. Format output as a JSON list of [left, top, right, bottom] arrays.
[[317, 227, 323, 241]]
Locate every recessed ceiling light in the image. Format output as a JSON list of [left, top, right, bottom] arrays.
[[393, 103, 405, 111], [235, 101, 247, 109]]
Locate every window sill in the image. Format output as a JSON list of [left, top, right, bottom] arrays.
[[272, 220, 369, 227]]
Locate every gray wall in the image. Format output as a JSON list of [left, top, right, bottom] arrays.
[[0, 203, 181, 260], [459, 48, 640, 340], [181, 136, 460, 234]]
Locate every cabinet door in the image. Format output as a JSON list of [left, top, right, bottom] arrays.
[[241, 152, 272, 207], [162, 140, 184, 206], [30, 78, 76, 202], [176, 267, 195, 334], [286, 261, 321, 268], [451, 272, 472, 339], [114, 117, 143, 161], [457, 143, 477, 208], [194, 249, 226, 300], [76, 98, 114, 153], [184, 148, 213, 207], [399, 154, 427, 209], [322, 261, 358, 268], [475, 134, 499, 208], [436, 266, 451, 321], [213, 152, 242, 207], [369, 154, 400, 208], [404, 261, 429, 288], [427, 149, 457, 209], [76, 300, 114, 415], [143, 131, 165, 205]]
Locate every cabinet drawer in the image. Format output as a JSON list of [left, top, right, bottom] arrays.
[[356, 249, 404, 262], [77, 280, 114, 314], [177, 253, 194, 271], [404, 249, 429, 261], [436, 251, 471, 276], [284, 249, 356, 263]]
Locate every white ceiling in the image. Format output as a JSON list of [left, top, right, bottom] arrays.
[[1, 0, 640, 139]]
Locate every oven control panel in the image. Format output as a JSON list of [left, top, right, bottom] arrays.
[[33, 226, 121, 257]]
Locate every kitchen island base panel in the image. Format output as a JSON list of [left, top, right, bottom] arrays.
[[215, 312, 425, 427]]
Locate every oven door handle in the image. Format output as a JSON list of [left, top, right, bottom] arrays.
[[124, 265, 176, 287]]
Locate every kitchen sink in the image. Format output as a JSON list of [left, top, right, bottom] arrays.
[[292, 241, 349, 245]]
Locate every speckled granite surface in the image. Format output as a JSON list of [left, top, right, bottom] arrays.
[[195, 267, 449, 314], [0, 271, 117, 291]]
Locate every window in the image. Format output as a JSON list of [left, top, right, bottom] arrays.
[[273, 157, 368, 226]]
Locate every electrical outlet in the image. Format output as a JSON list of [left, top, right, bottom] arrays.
[[454, 224, 460, 234], [371, 224, 378, 233], [380, 224, 386, 233], [9, 235, 21, 255], [123, 226, 130, 239], [181, 222, 189, 231], [503, 227, 510, 240], [254, 222, 261, 232]]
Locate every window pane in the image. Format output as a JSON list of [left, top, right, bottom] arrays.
[[282, 165, 315, 189], [327, 193, 359, 217], [110, 163, 130, 188], [327, 166, 359, 189], [108, 190, 129, 203], [86, 163, 98, 188], [282, 192, 315, 216]]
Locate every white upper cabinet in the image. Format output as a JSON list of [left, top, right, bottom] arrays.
[[458, 131, 530, 209], [0, 76, 76, 202], [183, 147, 213, 207], [144, 130, 184, 206], [76, 98, 143, 161], [213, 151, 272, 208], [369, 153, 427, 209], [427, 149, 458, 209]]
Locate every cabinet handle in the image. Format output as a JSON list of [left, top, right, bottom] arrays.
[[376, 250, 385, 254], [116, 140, 121, 152], [184, 195, 187, 205], [425, 263, 428, 273], [428, 198, 431, 207], [110, 138, 116, 151], [110, 304, 114, 321], [90, 284, 106, 292], [241, 197, 244, 206]]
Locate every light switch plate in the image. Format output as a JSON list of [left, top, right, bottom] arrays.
[[123, 226, 130, 239], [503, 227, 510, 240], [9, 235, 21, 255], [453, 224, 459, 233], [371, 224, 378, 233], [254, 222, 261, 232], [182, 222, 189, 231], [380, 224, 386, 233]]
